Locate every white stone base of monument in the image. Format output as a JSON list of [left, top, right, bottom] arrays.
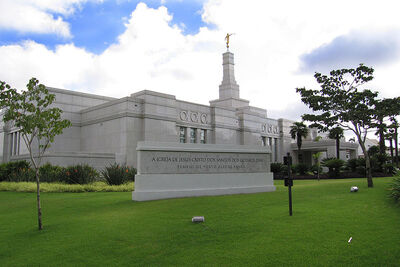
[[132, 172, 275, 201]]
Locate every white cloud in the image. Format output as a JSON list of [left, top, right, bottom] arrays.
[[1, 0, 400, 123], [0, 0, 102, 37], [0, 41, 95, 91]]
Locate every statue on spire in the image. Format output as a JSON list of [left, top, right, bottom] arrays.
[[225, 33, 234, 50]]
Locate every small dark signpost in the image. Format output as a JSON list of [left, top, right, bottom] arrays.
[[283, 153, 293, 216]]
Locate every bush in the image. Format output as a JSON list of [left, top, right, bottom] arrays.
[[346, 159, 358, 172], [39, 163, 65, 183], [63, 164, 99, 184], [270, 163, 284, 174], [310, 164, 323, 175], [322, 158, 345, 178], [368, 145, 380, 156], [292, 163, 309, 175], [383, 163, 396, 175], [0, 160, 31, 182], [371, 153, 389, 173], [101, 163, 136, 185], [389, 177, 400, 203], [9, 168, 35, 182], [281, 164, 289, 174]]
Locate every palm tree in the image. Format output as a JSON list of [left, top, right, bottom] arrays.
[[312, 152, 322, 181], [290, 122, 309, 163], [390, 119, 399, 168], [386, 129, 395, 165], [328, 127, 344, 159]]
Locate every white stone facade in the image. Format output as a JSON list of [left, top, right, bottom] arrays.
[[0, 50, 358, 168]]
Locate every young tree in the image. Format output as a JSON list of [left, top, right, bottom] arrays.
[[0, 78, 71, 230], [296, 64, 378, 187], [328, 126, 344, 159], [312, 151, 322, 181], [289, 122, 309, 163]]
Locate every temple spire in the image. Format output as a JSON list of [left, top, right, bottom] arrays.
[[209, 36, 249, 109], [219, 51, 240, 99]]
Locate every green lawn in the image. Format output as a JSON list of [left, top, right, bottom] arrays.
[[1, 178, 399, 266]]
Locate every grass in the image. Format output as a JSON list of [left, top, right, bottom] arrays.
[[0, 181, 134, 192], [0, 177, 399, 266]]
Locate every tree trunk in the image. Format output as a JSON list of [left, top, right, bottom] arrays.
[[358, 136, 373, 187], [298, 148, 302, 163], [379, 118, 386, 155], [389, 138, 394, 164], [36, 168, 43, 230], [297, 134, 302, 163], [336, 137, 340, 159], [365, 154, 373, 187]]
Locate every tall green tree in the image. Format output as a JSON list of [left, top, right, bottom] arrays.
[[290, 122, 309, 163], [0, 78, 71, 230], [374, 97, 400, 155], [296, 64, 378, 187], [386, 98, 400, 168], [385, 129, 395, 165], [328, 126, 344, 159], [392, 120, 399, 168]]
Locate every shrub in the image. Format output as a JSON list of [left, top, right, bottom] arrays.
[[281, 164, 289, 174], [355, 158, 366, 175], [310, 164, 323, 175], [346, 158, 358, 172], [368, 145, 380, 156], [389, 177, 400, 203], [270, 162, 284, 174], [39, 163, 65, 183], [63, 164, 99, 184], [371, 153, 389, 173], [383, 163, 396, 175], [322, 158, 345, 178], [101, 164, 136, 185], [0, 160, 31, 182], [292, 163, 309, 175], [9, 167, 35, 182]]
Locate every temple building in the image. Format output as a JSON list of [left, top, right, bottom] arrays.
[[0, 49, 358, 169]]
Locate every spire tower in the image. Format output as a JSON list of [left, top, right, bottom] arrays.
[[219, 51, 240, 99]]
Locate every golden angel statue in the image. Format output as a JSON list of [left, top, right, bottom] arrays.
[[225, 33, 234, 49]]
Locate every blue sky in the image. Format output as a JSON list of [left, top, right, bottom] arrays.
[[0, 0, 399, 121], [0, 0, 207, 54], [299, 29, 400, 74]]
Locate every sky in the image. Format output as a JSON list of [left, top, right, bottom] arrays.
[[0, 0, 399, 123]]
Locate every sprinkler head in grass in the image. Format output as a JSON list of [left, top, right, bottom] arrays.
[[192, 216, 205, 223], [350, 186, 358, 192]]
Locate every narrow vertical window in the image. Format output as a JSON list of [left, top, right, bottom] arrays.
[[261, 136, 266, 146], [179, 127, 186, 143], [190, 128, 196, 143], [200, 129, 206, 144]]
